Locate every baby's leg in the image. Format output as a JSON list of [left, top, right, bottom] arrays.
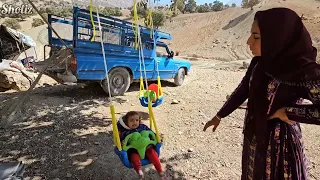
[[130, 152, 144, 179], [145, 148, 163, 173]]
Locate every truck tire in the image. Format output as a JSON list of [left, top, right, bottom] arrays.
[[101, 67, 131, 96], [174, 68, 185, 86]]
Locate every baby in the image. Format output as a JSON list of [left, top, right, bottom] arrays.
[[117, 111, 167, 180]]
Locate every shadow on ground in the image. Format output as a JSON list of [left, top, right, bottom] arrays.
[[0, 83, 188, 180]]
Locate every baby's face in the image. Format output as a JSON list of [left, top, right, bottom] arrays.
[[127, 114, 140, 129]]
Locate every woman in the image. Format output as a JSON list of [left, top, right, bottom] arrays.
[[203, 8, 320, 180]]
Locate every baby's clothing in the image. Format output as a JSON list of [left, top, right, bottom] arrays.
[[117, 116, 152, 141], [130, 147, 163, 173], [117, 116, 163, 173]]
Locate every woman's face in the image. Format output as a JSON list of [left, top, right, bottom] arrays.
[[247, 21, 261, 57]]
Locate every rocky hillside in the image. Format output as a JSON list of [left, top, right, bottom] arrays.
[[162, 0, 320, 62]]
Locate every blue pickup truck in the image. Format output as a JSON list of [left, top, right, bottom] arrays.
[[45, 7, 191, 96]]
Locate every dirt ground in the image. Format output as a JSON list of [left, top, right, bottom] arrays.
[[1, 60, 320, 180]]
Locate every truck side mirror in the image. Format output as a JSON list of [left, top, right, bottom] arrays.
[[168, 51, 174, 58]]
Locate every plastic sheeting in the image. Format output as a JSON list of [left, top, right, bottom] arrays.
[[6, 27, 36, 47], [0, 24, 35, 60]]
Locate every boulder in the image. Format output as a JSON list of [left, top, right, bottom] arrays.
[[0, 70, 35, 91]]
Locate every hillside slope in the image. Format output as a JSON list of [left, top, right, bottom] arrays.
[[163, 0, 320, 61]]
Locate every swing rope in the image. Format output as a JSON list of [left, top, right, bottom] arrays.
[[133, 0, 160, 141], [90, 1, 121, 151], [147, 0, 162, 98], [138, 28, 149, 94], [133, 0, 153, 129], [132, 0, 139, 50], [92, 0, 161, 148], [134, 0, 149, 96]]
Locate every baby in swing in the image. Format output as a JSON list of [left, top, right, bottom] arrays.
[[117, 111, 167, 180]]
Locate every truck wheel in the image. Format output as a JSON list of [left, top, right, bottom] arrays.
[[174, 68, 185, 86], [101, 67, 131, 96]]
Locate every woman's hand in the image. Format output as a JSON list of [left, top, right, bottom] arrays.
[[203, 115, 221, 132], [268, 108, 296, 125]]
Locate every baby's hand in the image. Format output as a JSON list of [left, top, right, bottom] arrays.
[[121, 141, 125, 146]]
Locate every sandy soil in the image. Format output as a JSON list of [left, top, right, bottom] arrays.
[[1, 60, 320, 180]]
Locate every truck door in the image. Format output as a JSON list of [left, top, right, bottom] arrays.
[[155, 44, 175, 79]]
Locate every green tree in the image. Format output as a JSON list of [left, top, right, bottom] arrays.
[[152, 10, 165, 28], [170, 0, 185, 14], [45, 7, 53, 14], [16, 14, 30, 21], [130, 2, 147, 18], [241, 0, 248, 7], [232, 3, 237, 7], [38, 7, 47, 14], [176, 0, 185, 13], [3, 18, 21, 30], [184, 0, 197, 13], [32, 18, 45, 27], [130, 3, 166, 28], [56, 8, 72, 17], [114, 7, 123, 16], [104, 7, 123, 16], [196, 4, 211, 13], [242, 0, 260, 9], [247, 0, 260, 9], [212, 0, 224, 11]]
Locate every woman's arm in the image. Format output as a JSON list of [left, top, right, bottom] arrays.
[[284, 82, 320, 125], [216, 59, 258, 118]]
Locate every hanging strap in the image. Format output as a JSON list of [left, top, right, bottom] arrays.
[[94, 3, 121, 151], [134, 0, 146, 98], [133, 0, 149, 96], [153, 31, 162, 97], [147, 96, 161, 142], [146, 9, 153, 38], [132, 0, 139, 50], [89, 0, 96, 42]]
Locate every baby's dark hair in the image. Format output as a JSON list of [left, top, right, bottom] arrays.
[[123, 111, 141, 125]]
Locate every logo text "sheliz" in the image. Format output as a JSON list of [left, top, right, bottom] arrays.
[[0, 4, 33, 15]]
